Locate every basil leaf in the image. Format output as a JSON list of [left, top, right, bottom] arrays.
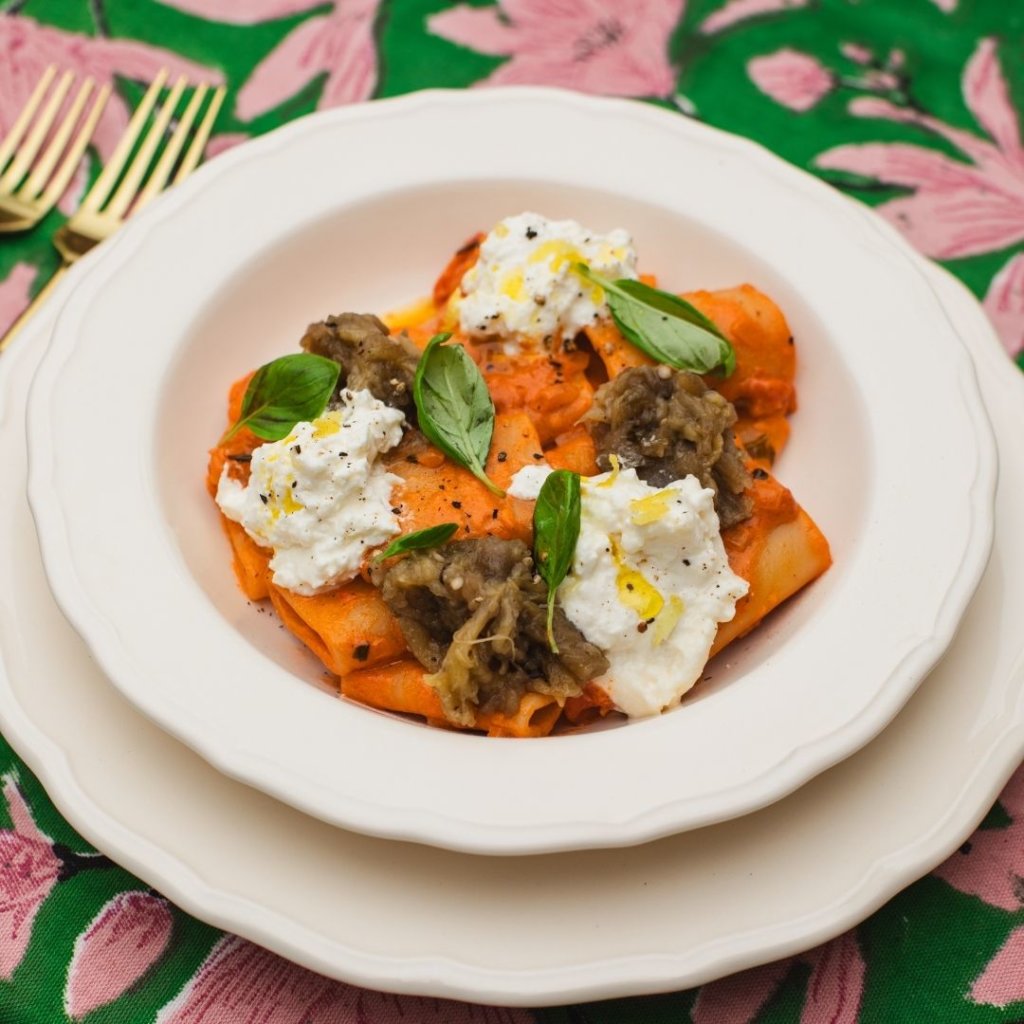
[[533, 469, 582, 653], [373, 522, 458, 562], [222, 353, 340, 443], [576, 264, 736, 376], [413, 332, 505, 496]]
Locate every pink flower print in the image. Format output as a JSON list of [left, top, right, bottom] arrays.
[[154, 937, 331, 1023], [748, 49, 833, 112], [0, 833, 59, 980], [933, 765, 1024, 909], [0, 774, 60, 980], [930, 0, 957, 10], [983, 252, 1024, 358], [699, 0, 809, 35], [0, 263, 37, 339], [155, 935, 534, 1024], [815, 37, 1024, 260], [64, 891, 174, 1019], [240, 0, 381, 119], [157, 0, 382, 120], [800, 931, 864, 1024], [971, 924, 1024, 1008], [840, 43, 873, 66], [691, 932, 865, 1024], [428, 0, 684, 99], [834, 44, 903, 92], [691, 959, 792, 1023], [0, 16, 222, 212]]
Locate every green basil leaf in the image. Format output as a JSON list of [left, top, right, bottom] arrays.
[[533, 469, 582, 653], [413, 332, 505, 496], [222, 353, 340, 443], [373, 522, 459, 562], [576, 264, 736, 376]]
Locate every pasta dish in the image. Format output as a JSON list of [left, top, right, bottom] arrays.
[[207, 212, 831, 736]]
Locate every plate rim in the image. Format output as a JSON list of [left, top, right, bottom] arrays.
[[23, 88, 999, 854]]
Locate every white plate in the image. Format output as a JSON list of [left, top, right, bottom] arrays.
[[1, 255, 1021, 1005], [24, 91, 996, 854]]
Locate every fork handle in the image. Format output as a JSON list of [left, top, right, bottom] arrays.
[[0, 263, 67, 355]]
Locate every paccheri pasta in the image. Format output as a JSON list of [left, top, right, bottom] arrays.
[[207, 213, 831, 736]]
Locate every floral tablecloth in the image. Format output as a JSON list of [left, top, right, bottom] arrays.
[[2, 1, 1024, 1021]]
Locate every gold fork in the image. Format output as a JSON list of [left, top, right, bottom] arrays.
[[0, 71, 227, 353], [0, 66, 111, 234]]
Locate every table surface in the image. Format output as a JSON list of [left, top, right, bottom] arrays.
[[2, 1, 1024, 1022]]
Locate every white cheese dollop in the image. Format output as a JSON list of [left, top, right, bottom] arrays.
[[459, 212, 638, 346], [506, 463, 554, 500], [216, 388, 405, 596], [558, 468, 749, 717]]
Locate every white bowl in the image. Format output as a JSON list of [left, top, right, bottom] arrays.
[[26, 89, 996, 854]]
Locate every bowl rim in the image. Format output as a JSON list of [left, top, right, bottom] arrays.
[[25, 87, 997, 854]]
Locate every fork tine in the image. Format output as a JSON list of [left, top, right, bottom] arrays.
[[0, 69, 74, 192], [18, 77, 94, 201], [173, 84, 226, 185], [35, 83, 111, 213], [80, 69, 168, 214], [0, 65, 57, 172], [131, 83, 207, 216], [103, 75, 187, 220]]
